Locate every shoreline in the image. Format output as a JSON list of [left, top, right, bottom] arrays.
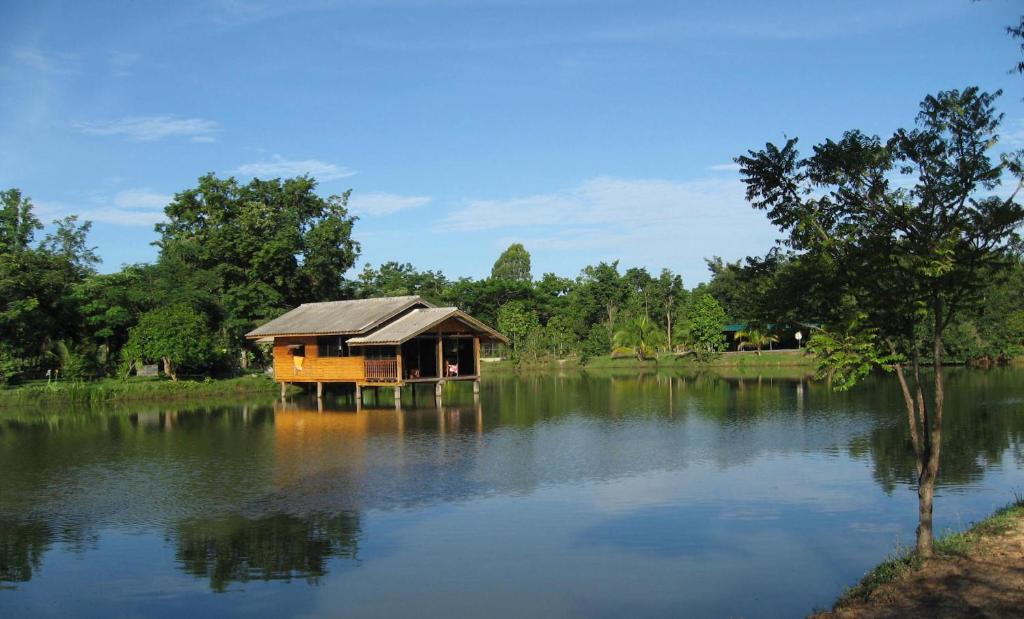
[[483, 349, 818, 372], [0, 375, 286, 407], [813, 499, 1024, 618]]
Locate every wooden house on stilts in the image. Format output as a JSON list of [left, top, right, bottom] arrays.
[[245, 296, 507, 403]]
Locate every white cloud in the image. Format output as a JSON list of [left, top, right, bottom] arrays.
[[73, 116, 220, 142], [33, 188, 171, 227], [235, 155, 356, 181], [1001, 120, 1024, 147], [13, 47, 80, 74], [349, 192, 430, 216], [112, 189, 172, 211], [707, 162, 741, 172], [441, 175, 780, 284], [443, 176, 747, 232]]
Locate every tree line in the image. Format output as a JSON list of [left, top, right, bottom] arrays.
[[2, 94, 1023, 388], [0, 173, 735, 384]]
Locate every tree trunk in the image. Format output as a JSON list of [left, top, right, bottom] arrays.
[[917, 301, 946, 557], [162, 357, 177, 382], [666, 308, 672, 353]]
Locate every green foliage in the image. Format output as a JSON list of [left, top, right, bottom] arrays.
[[490, 243, 532, 282], [0, 190, 98, 362], [734, 327, 779, 354], [737, 87, 1024, 383], [543, 313, 577, 358], [123, 305, 218, 380], [579, 324, 611, 364], [156, 174, 360, 352], [680, 294, 727, 360], [496, 300, 540, 358], [357, 261, 447, 302], [0, 375, 281, 405], [805, 324, 898, 391], [612, 314, 666, 360], [0, 347, 26, 386]]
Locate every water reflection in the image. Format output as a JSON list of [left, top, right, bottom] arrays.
[[173, 512, 360, 592], [0, 520, 50, 584], [0, 369, 1021, 615]]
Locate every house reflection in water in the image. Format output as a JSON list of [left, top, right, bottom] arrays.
[[169, 399, 489, 592]]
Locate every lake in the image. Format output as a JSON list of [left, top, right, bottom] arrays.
[[1, 369, 1022, 617]]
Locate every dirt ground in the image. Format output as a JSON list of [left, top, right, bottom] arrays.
[[812, 517, 1024, 618]]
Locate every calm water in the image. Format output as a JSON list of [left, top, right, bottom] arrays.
[[1, 369, 1023, 618]]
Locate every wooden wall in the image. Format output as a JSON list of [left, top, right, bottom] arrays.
[[273, 336, 366, 383]]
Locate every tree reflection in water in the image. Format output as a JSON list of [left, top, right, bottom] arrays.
[[0, 520, 51, 585], [172, 511, 360, 592]]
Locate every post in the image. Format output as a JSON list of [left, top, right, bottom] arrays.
[[436, 332, 443, 378], [316, 381, 323, 399], [394, 385, 402, 409], [435, 380, 443, 406], [355, 384, 362, 405], [474, 336, 481, 377], [473, 379, 480, 394], [396, 345, 403, 381], [280, 381, 287, 399]]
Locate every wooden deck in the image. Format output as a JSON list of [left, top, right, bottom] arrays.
[[403, 374, 479, 384]]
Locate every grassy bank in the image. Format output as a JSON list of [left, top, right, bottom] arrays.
[[830, 498, 1024, 610], [482, 349, 817, 373], [0, 374, 286, 406]]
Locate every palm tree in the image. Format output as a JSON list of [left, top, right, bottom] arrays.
[[613, 315, 666, 361], [734, 328, 779, 355]]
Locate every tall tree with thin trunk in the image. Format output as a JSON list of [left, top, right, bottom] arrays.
[[736, 87, 1024, 556]]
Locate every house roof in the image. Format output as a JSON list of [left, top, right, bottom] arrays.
[[347, 307, 509, 345], [245, 296, 432, 338]]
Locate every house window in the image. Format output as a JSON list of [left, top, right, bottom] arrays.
[[289, 344, 306, 357], [317, 336, 350, 357]]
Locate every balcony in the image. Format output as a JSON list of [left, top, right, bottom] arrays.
[[363, 358, 398, 382]]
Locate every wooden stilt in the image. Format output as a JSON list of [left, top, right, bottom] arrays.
[[394, 385, 402, 409], [316, 381, 323, 399], [355, 384, 362, 405], [280, 381, 287, 399], [473, 379, 480, 394]]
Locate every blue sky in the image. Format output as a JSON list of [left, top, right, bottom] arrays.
[[1, 0, 1022, 285]]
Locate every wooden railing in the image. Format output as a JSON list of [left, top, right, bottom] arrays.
[[364, 358, 398, 382]]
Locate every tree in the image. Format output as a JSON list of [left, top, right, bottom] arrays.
[[651, 269, 685, 351], [490, 243, 532, 282], [74, 266, 153, 371], [734, 327, 779, 355], [612, 314, 666, 361], [573, 261, 627, 341], [0, 191, 98, 363], [544, 314, 577, 358], [736, 87, 1024, 555], [123, 305, 218, 381], [357, 261, 448, 303], [1009, 15, 1024, 75], [579, 324, 611, 364], [681, 294, 728, 359], [156, 174, 359, 357], [496, 300, 539, 357]]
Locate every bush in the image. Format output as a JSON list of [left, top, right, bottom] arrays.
[[0, 348, 26, 386]]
